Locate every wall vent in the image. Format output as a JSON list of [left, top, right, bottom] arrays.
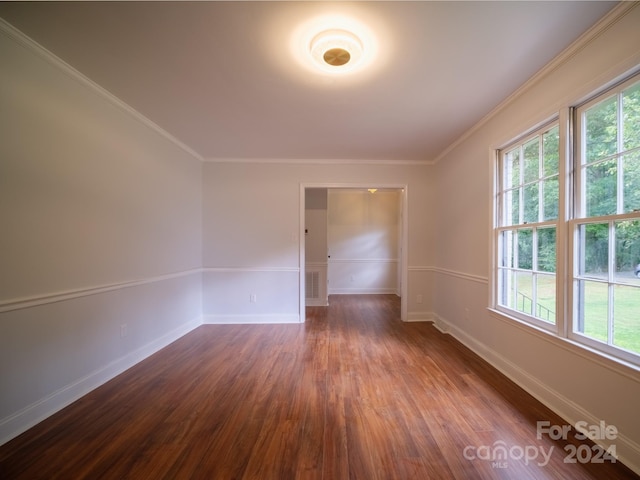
[[306, 271, 320, 300]]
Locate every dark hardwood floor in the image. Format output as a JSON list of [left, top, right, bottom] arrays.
[[0, 294, 637, 479]]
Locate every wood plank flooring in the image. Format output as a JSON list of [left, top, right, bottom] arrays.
[[0, 294, 637, 479]]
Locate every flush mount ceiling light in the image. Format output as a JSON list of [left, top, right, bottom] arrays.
[[310, 29, 363, 70], [290, 15, 378, 77]]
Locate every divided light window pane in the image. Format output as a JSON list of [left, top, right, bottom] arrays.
[[537, 227, 556, 273], [516, 271, 534, 315], [543, 177, 559, 220], [586, 160, 617, 217], [542, 126, 560, 221], [523, 184, 539, 224], [613, 284, 640, 354], [517, 228, 533, 269], [623, 152, 640, 213], [577, 223, 609, 277], [575, 75, 640, 360], [585, 95, 617, 163], [536, 273, 556, 323], [543, 127, 559, 175], [614, 219, 640, 283], [575, 280, 608, 343], [500, 230, 515, 268], [523, 138, 540, 183], [509, 149, 521, 188], [497, 123, 559, 326], [623, 82, 640, 151]]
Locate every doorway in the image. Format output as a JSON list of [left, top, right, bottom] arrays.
[[299, 184, 408, 322]]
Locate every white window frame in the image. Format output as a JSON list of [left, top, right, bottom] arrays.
[[494, 121, 562, 333], [492, 70, 640, 369], [570, 74, 640, 366]]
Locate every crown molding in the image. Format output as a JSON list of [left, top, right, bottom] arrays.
[[204, 157, 433, 166], [0, 18, 204, 163], [432, 1, 639, 164]]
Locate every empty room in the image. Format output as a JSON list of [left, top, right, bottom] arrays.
[[1, 2, 640, 478]]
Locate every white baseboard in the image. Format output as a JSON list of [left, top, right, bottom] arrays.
[[432, 313, 640, 476], [328, 288, 398, 295], [305, 299, 329, 307], [0, 316, 202, 446], [203, 314, 301, 324], [406, 311, 434, 322]]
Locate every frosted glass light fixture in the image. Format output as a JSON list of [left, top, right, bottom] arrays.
[[289, 14, 379, 77], [310, 29, 363, 69]]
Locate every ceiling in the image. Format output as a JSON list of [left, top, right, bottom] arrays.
[[0, 1, 616, 163]]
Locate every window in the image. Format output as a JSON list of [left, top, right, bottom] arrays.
[[493, 70, 640, 366], [496, 124, 560, 329], [573, 75, 640, 362]]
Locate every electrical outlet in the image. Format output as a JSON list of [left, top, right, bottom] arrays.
[[250, 293, 257, 303], [120, 324, 127, 338], [416, 294, 423, 304]]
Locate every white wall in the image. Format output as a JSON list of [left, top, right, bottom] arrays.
[[0, 25, 203, 443], [202, 162, 434, 323], [327, 189, 400, 295], [431, 4, 640, 473]]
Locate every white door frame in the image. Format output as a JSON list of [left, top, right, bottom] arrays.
[[299, 183, 409, 322]]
